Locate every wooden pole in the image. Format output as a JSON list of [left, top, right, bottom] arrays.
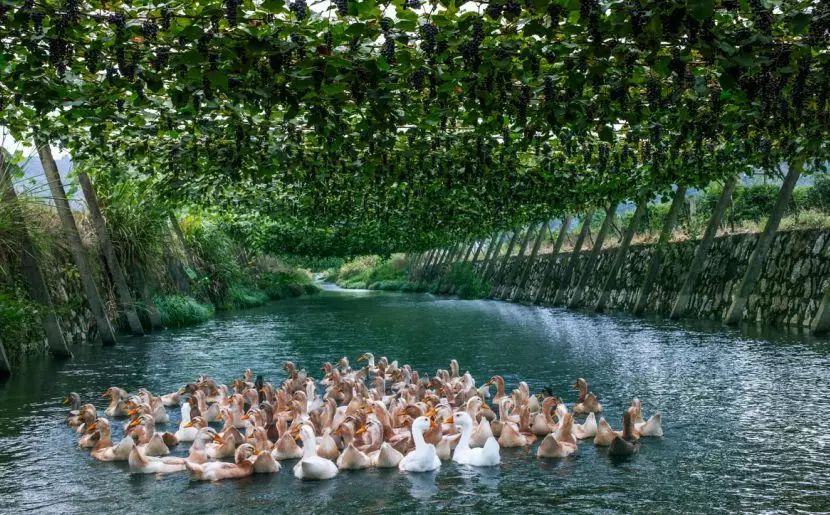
[[419, 249, 436, 279], [596, 199, 648, 312], [532, 216, 572, 304], [1, 153, 72, 358], [724, 161, 803, 325], [568, 204, 617, 309], [36, 138, 117, 346], [552, 213, 593, 305], [670, 176, 738, 319], [77, 171, 144, 336], [633, 186, 686, 315]]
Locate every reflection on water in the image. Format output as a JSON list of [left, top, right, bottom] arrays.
[[2, 287, 830, 513]]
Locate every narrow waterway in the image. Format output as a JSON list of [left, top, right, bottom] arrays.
[[2, 285, 829, 513]]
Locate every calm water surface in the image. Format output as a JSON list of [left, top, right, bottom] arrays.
[[2, 285, 830, 513]]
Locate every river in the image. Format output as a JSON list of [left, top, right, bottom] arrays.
[[2, 285, 829, 513]]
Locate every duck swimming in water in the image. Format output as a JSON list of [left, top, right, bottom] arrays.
[[573, 378, 603, 414], [609, 409, 641, 457], [399, 416, 441, 473], [62, 356, 666, 483], [294, 425, 339, 480], [449, 412, 500, 467]]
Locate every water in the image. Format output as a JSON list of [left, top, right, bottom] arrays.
[[2, 285, 830, 513]]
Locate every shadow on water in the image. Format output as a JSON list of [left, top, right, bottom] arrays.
[[2, 287, 830, 512]]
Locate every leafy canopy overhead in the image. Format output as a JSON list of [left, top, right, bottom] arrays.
[[0, 0, 828, 255]]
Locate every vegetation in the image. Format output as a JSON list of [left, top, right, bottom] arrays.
[[153, 294, 214, 329], [336, 256, 491, 299]]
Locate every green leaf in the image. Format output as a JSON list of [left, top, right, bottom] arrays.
[[688, 0, 714, 22]]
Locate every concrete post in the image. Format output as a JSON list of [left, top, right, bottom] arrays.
[[596, 199, 648, 312], [670, 176, 738, 319], [633, 186, 686, 315], [568, 204, 617, 308], [1, 153, 72, 358], [37, 139, 117, 346], [724, 161, 803, 325], [552, 213, 593, 305], [532, 216, 572, 304]]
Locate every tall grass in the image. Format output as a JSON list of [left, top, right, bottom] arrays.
[[154, 294, 215, 328]]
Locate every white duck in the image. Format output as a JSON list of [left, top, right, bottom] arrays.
[[399, 416, 441, 473], [174, 403, 200, 442], [573, 412, 598, 440], [128, 446, 186, 474], [449, 412, 500, 467], [293, 425, 339, 480]]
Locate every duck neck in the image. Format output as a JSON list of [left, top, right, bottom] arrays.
[[412, 426, 427, 450], [301, 431, 317, 459], [457, 423, 472, 451]]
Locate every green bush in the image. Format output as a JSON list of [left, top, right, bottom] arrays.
[[336, 254, 408, 288], [805, 174, 830, 212], [154, 294, 215, 328], [226, 286, 268, 309], [444, 263, 492, 299], [0, 289, 44, 363]]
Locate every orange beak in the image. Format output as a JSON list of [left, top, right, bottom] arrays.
[[101, 391, 109, 398], [184, 420, 194, 428], [429, 419, 439, 430], [212, 434, 224, 444], [355, 425, 367, 436], [241, 413, 250, 420], [127, 418, 141, 429], [444, 415, 454, 424], [87, 422, 97, 431], [425, 408, 438, 418]]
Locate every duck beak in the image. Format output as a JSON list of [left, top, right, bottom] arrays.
[[62, 397, 70, 405], [483, 381, 492, 387], [127, 418, 141, 429], [355, 425, 367, 436], [87, 422, 97, 431], [241, 413, 249, 420], [425, 408, 438, 418], [213, 435, 224, 444], [184, 421, 194, 428], [429, 419, 439, 430], [357, 354, 367, 362], [100, 391, 109, 398], [444, 415, 454, 424]]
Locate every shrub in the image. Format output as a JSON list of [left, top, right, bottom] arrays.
[[226, 286, 268, 309], [154, 294, 214, 328], [0, 289, 44, 363], [444, 263, 492, 299]]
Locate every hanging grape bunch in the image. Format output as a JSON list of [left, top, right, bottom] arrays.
[[143, 20, 159, 41], [291, 0, 308, 22], [225, 0, 240, 26], [504, 0, 521, 17], [485, 2, 503, 20], [382, 39, 395, 64], [160, 8, 173, 31], [334, 0, 348, 16], [420, 23, 438, 57]]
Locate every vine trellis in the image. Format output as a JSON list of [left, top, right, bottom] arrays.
[[1, 0, 828, 256]]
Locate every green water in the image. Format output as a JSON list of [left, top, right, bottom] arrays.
[[2, 285, 830, 513]]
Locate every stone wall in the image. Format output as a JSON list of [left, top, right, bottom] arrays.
[[420, 228, 830, 328]]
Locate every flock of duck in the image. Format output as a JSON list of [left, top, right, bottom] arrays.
[[63, 354, 663, 481]]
